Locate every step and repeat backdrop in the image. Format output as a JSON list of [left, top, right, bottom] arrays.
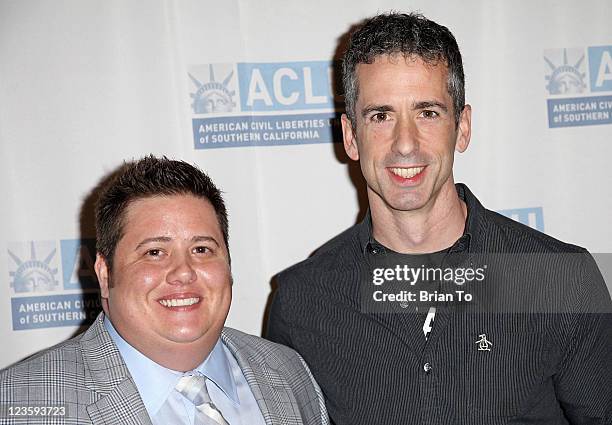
[[1, 0, 611, 368]]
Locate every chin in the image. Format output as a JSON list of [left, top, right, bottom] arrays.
[[386, 195, 427, 212], [174, 323, 222, 342], [163, 332, 208, 345], [392, 204, 426, 212]]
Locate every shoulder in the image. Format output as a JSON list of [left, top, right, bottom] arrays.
[[480, 208, 612, 312], [222, 328, 320, 384], [278, 221, 363, 286], [459, 183, 586, 254], [222, 327, 306, 367], [482, 207, 587, 254], [0, 331, 87, 401], [221, 328, 328, 422], [0, 314, 121, 401], [1, 330, 86, 372]]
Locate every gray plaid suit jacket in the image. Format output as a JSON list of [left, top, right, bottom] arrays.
[[0, 313, 329, 425]]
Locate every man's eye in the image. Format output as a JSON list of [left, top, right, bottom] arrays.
[[371, 112, 389, 123], [146, 249, 162, 257], [421, 110, 439, 119], [193, 246, 211, 254]]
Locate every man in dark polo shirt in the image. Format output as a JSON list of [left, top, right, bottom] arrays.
[[266, 12, 612, 425]]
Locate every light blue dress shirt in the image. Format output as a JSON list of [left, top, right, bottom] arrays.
[[104, 317, 266, 425]]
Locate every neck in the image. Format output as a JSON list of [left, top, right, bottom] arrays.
[[148, 343, 215, 372], [106, 314, 219, 372], [370, 182, 467, 254]]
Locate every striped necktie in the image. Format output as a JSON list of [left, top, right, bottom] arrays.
[[176, 375, 230, 425]]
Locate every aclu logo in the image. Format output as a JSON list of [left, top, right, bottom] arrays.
[[545, 46, 612, 128], [497, 207, 544, 232], [8, 241, 60, 294], [545, 48, 587, 95], [7, 239, 100, 330], [189, 64, 237, 114], [188, 61, 341, 149]]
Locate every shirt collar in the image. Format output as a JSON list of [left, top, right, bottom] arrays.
[[104, 317, 239, 415], [357, 209, 375, 255], [357, 183, 483, 255], [195, 337, 239, 405], [456, 182, 486, 252]]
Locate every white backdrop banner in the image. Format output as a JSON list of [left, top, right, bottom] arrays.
[[1, 0, 611, 368]]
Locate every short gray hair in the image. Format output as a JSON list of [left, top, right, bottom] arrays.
[[342, 12, 465, 128]]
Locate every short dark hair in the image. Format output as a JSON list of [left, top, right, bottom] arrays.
[[342, 12, 465, 127], [95, 155, 229, 271]]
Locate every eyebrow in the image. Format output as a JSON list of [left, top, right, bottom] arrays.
[[192, 236, 220, 247], [414, 100, 448, 113], [135, 235, 220, 250]]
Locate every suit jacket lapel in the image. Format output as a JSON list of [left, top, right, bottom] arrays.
[[81, 313, 153, 425], [221, 328, 302, 425]]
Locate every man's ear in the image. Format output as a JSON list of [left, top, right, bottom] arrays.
[[341, 114, 360, 161], [95, 253, 110, 299], [455, 104, 472, 153]]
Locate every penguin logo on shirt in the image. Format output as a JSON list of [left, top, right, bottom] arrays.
[[475, 334, 493, 351]]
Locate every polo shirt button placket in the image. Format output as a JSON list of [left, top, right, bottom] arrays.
[[423, 362, 432, 374], [369, 244, 382, 255]]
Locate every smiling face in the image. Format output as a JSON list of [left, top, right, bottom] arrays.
[[342, 54, 471, 216], [95, 194, 231, 366]]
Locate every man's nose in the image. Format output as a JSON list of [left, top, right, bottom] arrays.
[[391, 116, 419, 156], [167, 253, 197, 285]]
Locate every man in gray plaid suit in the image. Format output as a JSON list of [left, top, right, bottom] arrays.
[[0, 156, 329, 425]]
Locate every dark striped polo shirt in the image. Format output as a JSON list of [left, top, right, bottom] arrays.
[[267, 183, 612, 425]]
